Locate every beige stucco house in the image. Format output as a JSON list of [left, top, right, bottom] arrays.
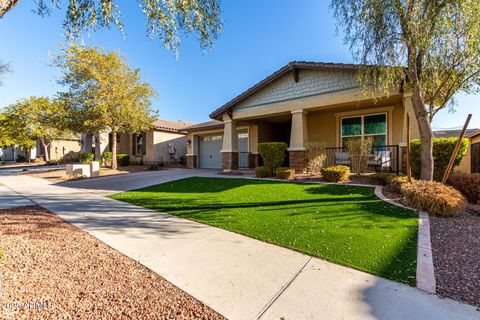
[[82, 119, 192, 166], [1, 136, 81, 162], [184, 61, 422, 172]]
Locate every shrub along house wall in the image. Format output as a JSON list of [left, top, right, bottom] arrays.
[[410, 138, 468, 181]]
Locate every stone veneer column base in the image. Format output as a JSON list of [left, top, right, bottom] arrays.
[[249, 153, 260, 169], [222, 151, 239, 172], [289, 150, 307, 173], [186, 155, 197, 169]]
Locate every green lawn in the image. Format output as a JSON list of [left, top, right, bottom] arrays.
[[110, 177, 418, 285]]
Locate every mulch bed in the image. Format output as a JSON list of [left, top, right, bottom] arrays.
[[0, 206, 225, 319], [430, 212, 480, 307]]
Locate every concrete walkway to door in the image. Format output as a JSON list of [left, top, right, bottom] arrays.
[[0, 170, 477, 320]]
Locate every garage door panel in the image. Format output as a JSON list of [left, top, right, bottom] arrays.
[[199, 135, 222, 169]]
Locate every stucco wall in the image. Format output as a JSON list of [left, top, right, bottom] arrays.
[[50, 139, 81, 161], [306, 102, 405, 147], [150, 130, 188, 162], [456, 135, 480, 174], [235, 69, 358, 110]]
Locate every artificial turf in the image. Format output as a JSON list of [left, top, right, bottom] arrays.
[[109, 177, 418, 285]]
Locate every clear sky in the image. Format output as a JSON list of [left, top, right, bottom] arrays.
[[0, 0, 478, 129]]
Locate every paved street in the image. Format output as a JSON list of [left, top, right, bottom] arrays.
[[0, 170, 478, 320]]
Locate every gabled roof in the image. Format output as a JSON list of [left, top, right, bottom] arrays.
[[209, 61, 363, 119], [433, 129, 480, 139], [153, 119, 193, 132], [183, 120, 224, 132]]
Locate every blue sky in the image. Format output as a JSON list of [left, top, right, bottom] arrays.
[[0, 0, 478, 129]]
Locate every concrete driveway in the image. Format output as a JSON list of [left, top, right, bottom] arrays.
[[0, 171, 478, 320], [59, 168, 220, 195]]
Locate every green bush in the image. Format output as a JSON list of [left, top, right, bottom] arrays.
[[79, 152, 94, 164], [47, 159, 59, 165], [102, 151, 113, 161], [258, 142, 288, 173], [447, 172, 480, 204], [255, 166, 271, 178], [321, 165, 350, 182], [410, 138, 468, 181], [16, 154, 26, 162], [276, 167, 296, 180], [368, 173, 394, 186], [117, 154, 130, 166], [400, 180, 466, 216]]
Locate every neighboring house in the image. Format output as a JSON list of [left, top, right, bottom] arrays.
[[434, 129, 480, 174], [0, 136, 81, 162], [184, 61, 422, 172], [81, 118, 192, 165], [35, 136, 82, 161]]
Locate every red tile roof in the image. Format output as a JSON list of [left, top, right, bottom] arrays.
[[153, 119, 193, 132], [183, 120, 224, 131]]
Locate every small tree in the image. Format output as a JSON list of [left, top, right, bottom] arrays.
[[344, 137, 373, 176], [258, 142, 288, 175], [331, 0, 480, 180], [305, 142, 326, 175], [5, 96, 66, 161], [55, 44, 157, 169], [0, 108, 37, 160]]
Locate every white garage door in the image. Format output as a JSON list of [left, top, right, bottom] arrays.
[[199, 135, 223, 169]]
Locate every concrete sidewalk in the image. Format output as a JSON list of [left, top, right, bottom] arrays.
[[0, 172, 477, 320]]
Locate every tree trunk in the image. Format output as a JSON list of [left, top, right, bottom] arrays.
[[111, 130, 117, 170], [411, 89, 434, 180], [41, 140, 50, 162]]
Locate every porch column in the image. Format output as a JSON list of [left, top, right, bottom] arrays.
[[221, 119, 239, 172], [186, 133, 198, 169], [288, 109, 308, 173], [94, 132, 110, 161], [249, 125, 259, 169]]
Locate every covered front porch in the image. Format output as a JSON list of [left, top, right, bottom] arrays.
[[211, 93, 415, 174]]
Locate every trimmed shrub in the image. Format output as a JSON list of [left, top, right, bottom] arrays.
[[386, 176, 411, 194], [117, 154, 130, 167], [79, 152, 94, 164], [16, 154, 26, 162], [258, 142, 288, 174], [321, 165, 350, 182], [276, 167, 295, 180], [102, 151, 113, 161], [410, 138, 468, 181], [400, 180, 466, 216], [46, 159, 59, 165], [447, 172, 480, 204], [368, 173, 394, 186], [255, 166, 271, 178]]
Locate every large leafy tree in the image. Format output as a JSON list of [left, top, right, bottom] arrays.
[[55, 44, 157, 169], [0, 0, 222, 53], [331, 0, 480, 180], [2, 96, 66, 161]]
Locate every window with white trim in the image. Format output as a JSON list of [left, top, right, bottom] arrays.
[[341, 113, 387, 147]]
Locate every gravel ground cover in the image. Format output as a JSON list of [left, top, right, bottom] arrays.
[[430, 212, 480, 307], [0, 206, 224, 320]]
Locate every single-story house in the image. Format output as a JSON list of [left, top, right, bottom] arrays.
[[184, 61, 422, 172], [81, 118, 192, 165], [1, 136, 81, 162], [434, 129, 480, 174]]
